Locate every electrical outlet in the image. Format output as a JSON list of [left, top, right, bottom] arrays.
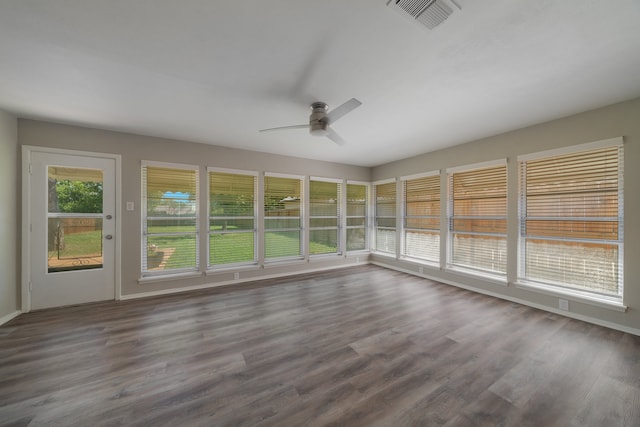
[[234, 272, 239, 280], [559, 298, 569, 311]]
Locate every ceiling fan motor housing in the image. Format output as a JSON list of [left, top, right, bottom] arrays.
[[309, 102, 329, 136]]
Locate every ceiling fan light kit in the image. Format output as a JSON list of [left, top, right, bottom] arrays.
[[309, 102, 329, 136]]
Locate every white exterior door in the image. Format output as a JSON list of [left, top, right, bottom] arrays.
[[27, 149, 117, 310]]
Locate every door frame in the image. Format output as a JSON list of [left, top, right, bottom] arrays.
[[21, 145, 122, 312]]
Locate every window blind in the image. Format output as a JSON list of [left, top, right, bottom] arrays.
[[209, 170, 257, 267], [449, 164, 507, 275], [142, 164, 199, 274], [309, 180, 341, 255], [520, 145, 623, 296], [403, 174, 440, 262], [375, 181, 396, 254], [264, 175, 303, 260], [346, 183, 368, 251]]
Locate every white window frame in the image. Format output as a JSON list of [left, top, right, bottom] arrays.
[[309, 176, 342, 257], [207, 167, 258, 270], [263, 172, 305, 263], [346, 180, 370, 253], [373, 178, 398, 257], [141, 160, 200, 278], [516, 137, 625, 307], [400, 170, 440, 265], [446, 159, 508, 280]]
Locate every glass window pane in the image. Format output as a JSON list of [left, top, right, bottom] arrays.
[[210, 233, 255, 265], [264, 217, 301, 230], [209, 172, 256, 217], [405, 217, 439, 230], [47, 166, 104, 273], [265, 231, 301, 259], [310, 218, 338, 228], [524, 239, 619, 295], [210, 218, 255, 232], [48, 217, 103, 272], [376, 228, 396, 254], [145, 234, 197, 271], [147, 218, 197, 233], [404, 230, 439, 262], [452, 234, 506, 274], [310, 229, 338, 255], [347, 229, 366, 251], [376, 217, 396, 228], [347, 218, 366, 227]]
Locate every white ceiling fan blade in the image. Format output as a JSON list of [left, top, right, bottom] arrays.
[[326, 128, 347, 146], [259, 124, 308, 133], [327, 98, 362, 124]]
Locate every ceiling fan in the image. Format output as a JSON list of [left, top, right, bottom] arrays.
[[259, 98, 362, 146]]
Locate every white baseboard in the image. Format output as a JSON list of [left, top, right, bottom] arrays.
[[0, 310, 21, 326], [372, 261, 640, 337]]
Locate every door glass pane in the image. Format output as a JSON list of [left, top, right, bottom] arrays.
[[47, 167, 104, 273]]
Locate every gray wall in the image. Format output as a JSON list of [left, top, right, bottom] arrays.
[[18, 121, 371, 298], [0, 110, 18, 322], [371, 97, 640, 334]]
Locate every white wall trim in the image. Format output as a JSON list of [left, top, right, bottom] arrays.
[[372, 260, 640, 337], [446, 158, 507, 174], [0, 310, 21, 326], [372, 177, 396, 186], [310, 175, 342, 183], [400, 169, 440, 181], [207, 166, 259, 176], [517, 136, 623, 162]]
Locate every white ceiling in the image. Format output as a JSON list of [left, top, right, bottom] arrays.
[[1, 0, 639, 167]]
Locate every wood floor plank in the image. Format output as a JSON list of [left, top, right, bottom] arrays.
[[1, 265, 639, 426]]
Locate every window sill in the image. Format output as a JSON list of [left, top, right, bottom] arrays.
[[138, 271, 202, 284], [263, 258, 306, 269], [309, 253, 343, 261], [400, 256, 439, 268], [514, 281, 626, 312], [206, 263, 260, 275], [444, 266, 508, 286], [371, 251, 396, 258]]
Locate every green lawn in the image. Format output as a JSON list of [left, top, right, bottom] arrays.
[[147, 225, 338, 269], [48, 230, 102, 260]]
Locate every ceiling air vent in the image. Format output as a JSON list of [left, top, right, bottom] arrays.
[[387, 0, 454, 30]]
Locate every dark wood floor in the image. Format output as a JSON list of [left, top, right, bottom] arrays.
[[1, 265, 639, 426]]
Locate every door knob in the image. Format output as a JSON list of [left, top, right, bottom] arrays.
[[105, 235, 113, 240]]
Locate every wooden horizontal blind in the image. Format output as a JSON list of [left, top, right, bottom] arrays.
[[450, 164, 507, 274], [375, 181, 396, 254], [520, 145, 623, 296], [142, 164, 199, 274], [346, 183, 368, 251], [403, 175, 440, 262], [309, 180, 341, 255], [264, 175, 303, 260], [209, 171, 257, 267]]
